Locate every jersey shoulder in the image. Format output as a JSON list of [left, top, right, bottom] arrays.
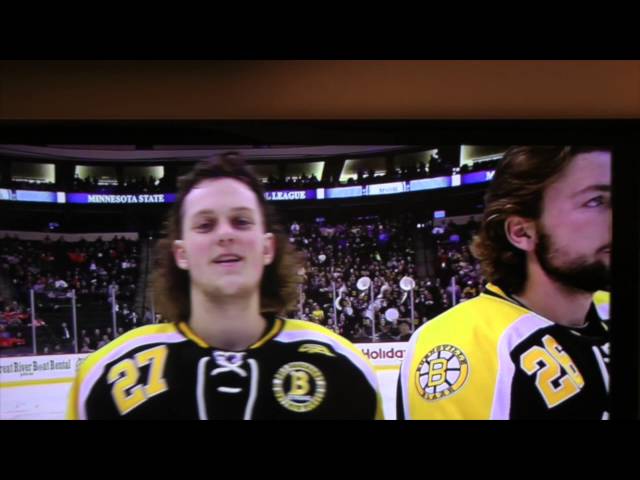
[[67, 323, 187, 419], [277, 318, 378, 388], [413, 292, 531, 349], [78, 323, 184, 377]]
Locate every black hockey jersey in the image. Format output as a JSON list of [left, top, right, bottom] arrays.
[[67, 316, 383, 420]]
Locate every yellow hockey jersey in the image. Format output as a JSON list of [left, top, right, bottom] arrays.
[[398, 284, 610, 419]]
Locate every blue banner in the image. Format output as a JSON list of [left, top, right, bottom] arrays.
[[66, 193, 175, 204], [461, 170, 495, 185], [366, 182, 406, 196], [408, 176, 452, 192], [325, 186, 364, 199], [264, 189, 317, 201], [1, 171, 496, 205], [14, 190, 59, 203], [0, 189, 12, 201]]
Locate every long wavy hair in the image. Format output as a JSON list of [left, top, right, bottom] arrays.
[[152, 153, 302, 323]]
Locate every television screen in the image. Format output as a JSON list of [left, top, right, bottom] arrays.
[[0, 120, 636, 420]]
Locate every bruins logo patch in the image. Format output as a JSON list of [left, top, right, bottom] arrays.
[[273, 362, 327, 413], [415, 344, 469, 401]]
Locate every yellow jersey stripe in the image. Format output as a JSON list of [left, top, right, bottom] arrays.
[[1, 377, 75, 388]]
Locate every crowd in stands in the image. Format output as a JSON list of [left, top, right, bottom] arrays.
[[261, 154, 466, 190], [0, 175, 171, 194], [70, 175, 171, 194], [263, 173, 325, 190], [458, 158, 499, 174], [1, 179, 56, 191], [289, 215, 485, 343], [1, 213, 486, 355], [0, 235, 142, 356]]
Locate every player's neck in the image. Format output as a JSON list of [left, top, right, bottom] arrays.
[[189, 289, 267, 351], [516, 263, 593, 328]]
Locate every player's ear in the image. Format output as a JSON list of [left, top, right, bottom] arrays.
[[263, 232, 275, 266], [173, 240, 189, 270], [504, 216, 536, 252]]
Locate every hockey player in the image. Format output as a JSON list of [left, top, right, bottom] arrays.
[[398, 146, 611, 419], [68, 154, 382, 420]]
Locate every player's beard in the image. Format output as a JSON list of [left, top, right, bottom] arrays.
[[535, 226, 610, 293]]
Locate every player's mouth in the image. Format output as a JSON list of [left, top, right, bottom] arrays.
[[212, 254, 244, 266]]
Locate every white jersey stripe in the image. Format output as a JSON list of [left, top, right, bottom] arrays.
[[491, 314, 553, 419]]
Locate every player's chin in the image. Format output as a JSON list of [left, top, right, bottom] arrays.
[[214, 280, 255, 297]]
